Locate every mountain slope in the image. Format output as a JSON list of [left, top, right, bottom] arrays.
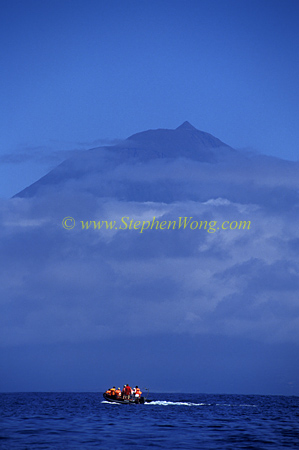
[[14, 122, 299, 209]]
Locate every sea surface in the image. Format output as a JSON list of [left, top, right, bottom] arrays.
[[0, 392, 298, 449]]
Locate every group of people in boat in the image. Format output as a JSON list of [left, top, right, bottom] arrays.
[[105, 384, 142, 402]]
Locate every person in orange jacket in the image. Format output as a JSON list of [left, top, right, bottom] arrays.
[[133, 386, 142, 398], [115, 387, 122, 398], [132, 386, 142, 403], [110, 386, 116, 397]]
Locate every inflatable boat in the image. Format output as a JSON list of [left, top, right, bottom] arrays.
[[103, 393, 151, 404]]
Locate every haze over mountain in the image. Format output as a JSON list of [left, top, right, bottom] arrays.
[[15, 122, 299, 210], [1, 122, 299, 394], [15, 121, 232, 198]]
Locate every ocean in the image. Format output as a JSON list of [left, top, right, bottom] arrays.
[[0, 392, 298, 449]]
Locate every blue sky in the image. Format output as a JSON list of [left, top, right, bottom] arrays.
[[1, 0, 299, 395], [1, 0, 299, 197]]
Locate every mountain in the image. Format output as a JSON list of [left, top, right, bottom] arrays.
[[14, 122, 233, 198], [14, 122, 299, 208]]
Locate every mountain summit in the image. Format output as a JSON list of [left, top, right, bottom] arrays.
[[175, 121, 198, 131], [124, 121, 232, 159]]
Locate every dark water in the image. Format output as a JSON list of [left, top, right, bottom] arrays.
[[1, 393, 298, 449]]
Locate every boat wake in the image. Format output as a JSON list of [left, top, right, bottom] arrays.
[[102, 399, 206, 406], [145, 400, 207, 406], [102, 399, 257, 407], [101, 400, 122, 405]]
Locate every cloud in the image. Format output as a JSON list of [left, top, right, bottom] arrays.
[[1, 158, 299, 349], [0, 146, 80, 168], [0, 138, 124, 168], [1, 126, 299, 351]]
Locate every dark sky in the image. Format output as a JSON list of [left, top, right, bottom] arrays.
[[1, 0, 299, 395], [1, 0, 299, 197]]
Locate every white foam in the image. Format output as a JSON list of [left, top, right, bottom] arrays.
[[145, 400, 206, 406], [101, 400, 121, 405]]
